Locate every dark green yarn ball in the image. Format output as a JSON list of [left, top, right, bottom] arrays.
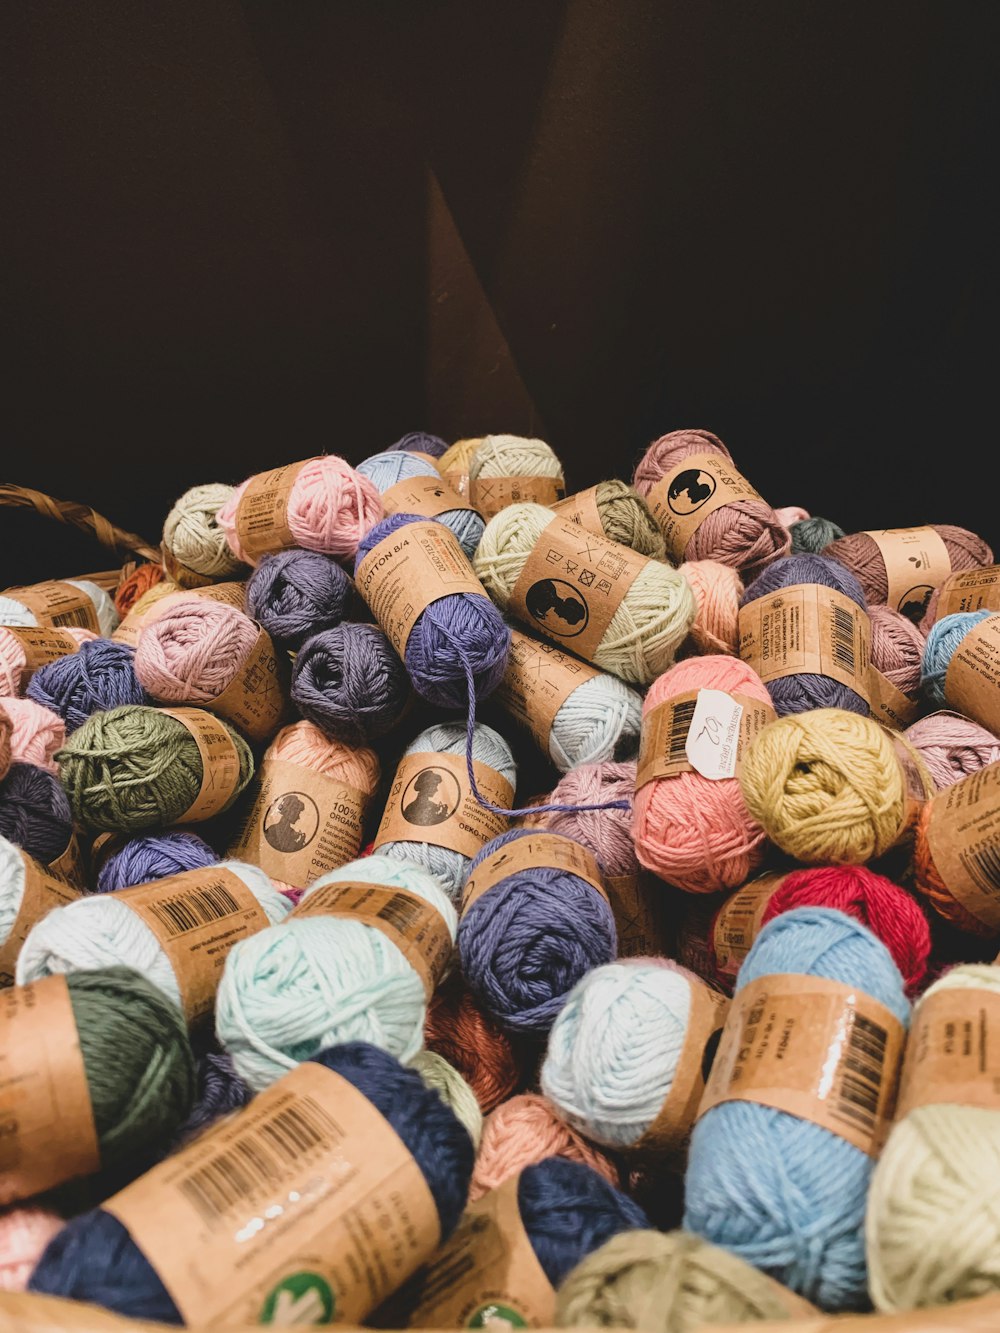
[[791, 515, 846, 554]]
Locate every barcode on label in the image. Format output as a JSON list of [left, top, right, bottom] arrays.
[[667, 699, 697, 761], [829, 1012, 888, 1136], [830, 605, 857, 674], [961, 844, 1000, 898], [144, 882, 245, 937], [376, 893, 425, 934], [50, 605, 93, 629]]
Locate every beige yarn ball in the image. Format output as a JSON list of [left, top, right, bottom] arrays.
[[409, 1049, 484, 1149], [469, 434, 565, 488], [162, 483, 246, 583], [586, 481, 666, 559]]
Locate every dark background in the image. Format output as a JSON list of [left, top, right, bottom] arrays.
[[2, 1, 998, 586]]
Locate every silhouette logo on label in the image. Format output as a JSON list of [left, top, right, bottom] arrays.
[[402, 766, 462, 827], [668, 468, 717, 516], [524, 578, 589, 639], [263, 792, 320, 853]]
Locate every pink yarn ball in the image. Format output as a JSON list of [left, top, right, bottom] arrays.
[[470, 1093, 619, 1202], [530, 761, 638, 878], [678, 560, 743, 656], [0, 1208, 63, 1291], [134, 600, 261, 703], [825, 526, 994, 612], [868, 604, 925, 700], [0, 698, 65, 774], [0, 628, 96, 699], [775, 505, 811, 526], [905, 711, 1000, 790], [633, 655, 771, 894], [218, 457, 383, 565]]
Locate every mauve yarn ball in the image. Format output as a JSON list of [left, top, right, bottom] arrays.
[[246, 549, 351, 648], [0, 763, 74, 864], [824, 527, 993, 618], [868, 605, 925, 704], [392, 431, 449, 459], [291, 623, 412, 744], [27, 639, 150, 733], [904, 711, 1000, 790], [97, 831, 219, 894]]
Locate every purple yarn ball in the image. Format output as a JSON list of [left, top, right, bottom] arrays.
[[458, 828, 617, 1035], [0, 763, 74, 864], [740, 553, 870, 717], [97, 831, 218, 894], [392, 431, 449, 459], [355, 513, 511, 709], [246, 549, 351, 649], [27, 639, 150, 733], [173, 1052, 253, 1146], [291, 623, 412, 744]]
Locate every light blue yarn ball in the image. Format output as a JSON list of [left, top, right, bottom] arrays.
[[357, 449, 486, 558], [683, 906, 910, 1312], [921, 609, 996, 705], [375, 721, 517, 904], [546, 668, 643, 771], [215, 854, 457, 1091]]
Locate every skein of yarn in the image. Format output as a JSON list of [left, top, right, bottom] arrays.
[[825, 526, 993, 621], [0, 1210, 64, 1293], [912, 762, 1000, 936], [95, 830, 219, 894], [425, 976, 521, 1113], [0, 698, 65, 774], [468, 434, 566, 518], [0, 579, 119, 637], [791, 516, 845, 553], [246, 548, 350, 648], [161, 483, 246, 587], [27, 638, 150, 732], [410, 1049, 484, 1149], [553, 481, 666, 559], [392, 430, 449, 460], [439, 436, 483, 499], [677, 560, 743, 656], [868, 604, 926, 730], [114, 562, 167, 616], [0, 763, 74, 865], [172, 1050, 252, 1146], [922, 611, 1000, 737], [0, 627, 95, 697], [357, 448, 485, 557], [0, 836, 80, 983], [905, 710, 1000, 789], [291, 622, 413, 744], [471, 1093, 619, 1202]]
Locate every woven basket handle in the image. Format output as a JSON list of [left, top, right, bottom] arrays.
[[0, 484, 160, 564]]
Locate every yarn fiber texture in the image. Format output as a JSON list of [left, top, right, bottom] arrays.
[[739, 708, 911, 864], [246, 549, 350, 648], [474, 503, 695, 687], [0, 836, 37, 960], [677, 560, 742, 656], [912, 776, 997, 935], [825, 526, 993, 613], [921, 609, 995, 707], [425, 976, 521, 1113], [469, 434, 566, 492], [578, 481, 666, 559], [531, 762, 639, 880], [357, 448, 485, 557], [868, 604, 925, 703], [215, 853, 456, 1090], [0, 708, 9, 781], [96, 831, 219, 894], [133, 599, 263, 705], [291, 623, 412, 745], [392, 430, 449, 459], [542, 660, 642, 773], [162, 483, 245, 582], [684, 907, 911, 1311], [0, 579, 119, 637], [792, 516, 845, 553], [632, 430, 790, 579], [409, 1049, 484, 1149], [27, 638, 150, 732], [471, 1093, 619, 1202], [218, 456, 383, 565], [0, 627, 94, 698], [0, 763, 74, 864], [633, 655, 770, 893], [905, 710, 1000, 789], [173, 1051, 253, 1146], [114, 563, 167, 616], [0, 1210, 64, 1292], [458, 827, 617, 1035], [57, 705, 253, 833], [0, 697, 65, 774], [774, 506, 811, 526], [30, 1040, 475, 1322]]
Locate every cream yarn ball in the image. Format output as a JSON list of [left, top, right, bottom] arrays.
[[469, 434, 565, 488], [409, 1049, 484, 1149], [162, 483, 246, 582]]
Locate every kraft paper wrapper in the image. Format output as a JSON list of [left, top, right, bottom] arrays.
[[103, 1062, 439, 1327], [201, 624, 286, 743], [883, 728, 935, 843], [925, 762, 1000, 931], [495, 628, 601, 751], [409, 1174, 555, 1329], [227, 758, 366, 889], [937, 565, 1000, 619], [112, 581, 246, 648], [869, 666, 921, 730], [290, 882, 452, 998], [712, 872, 788, 984], [1, 627, 82, 689], [0, 854, 80, 986], [607, 870, 673, 959], [356, 521, 487, 657], [462, 832, 610, 913], [944, 613, 1000, 737], [160, 708, 244, 823], [1, 581, 99, 633], [895, 988, 1000, 1118], [48, 832, 87, 888], [116, 868, 269, 1023], [0, 975, 100, 1202], [510, 514, 648, 661], [636, 689, 776, 788], [234, 460, 309, 561], [864, 527, 952, 619], [645, 452, 763, 563], [470, 474, 565, 519], [738, 584, 872, 702], [380, 475, 478, 520], [161, 545, 216, 590], [699, 974, 905, 1156], [550, 485, 605, 539], [374, 751, 513, 861]]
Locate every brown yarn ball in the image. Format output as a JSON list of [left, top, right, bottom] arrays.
[[825, 527, 994, 617], [869, 604, 925, 700], [425, 976, 520, 1113]]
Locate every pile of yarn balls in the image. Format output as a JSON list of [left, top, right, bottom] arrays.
[[3, 426, 1000, 1331]]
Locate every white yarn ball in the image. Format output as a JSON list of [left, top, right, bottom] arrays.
[[0, 580, 119, 637], [549, 671, 642, 772], [0, 835, 27, 957], [468, 435, 565, 486], [163, 483, 246, 581]]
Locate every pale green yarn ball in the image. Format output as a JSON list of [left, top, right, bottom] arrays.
[[469, 434, 565, 487], [409, 1049, 484, 1149]]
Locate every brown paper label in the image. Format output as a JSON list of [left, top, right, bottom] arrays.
[[636, 689, 776, 788], [161, 545, 216, 590], [227, 758, 366, 889], [0, 975, 100, 1202], [290, 882, 451, 997], [356, 521, 487, 657], [0, 854, 81, 986], [925, 763, 1000, 930], [895, 988, 1000, 1118], [116, 868, 269, 1023], [494, 628, 601, 750], [2, 581, 99, 632], [869, 666, 920, 731], [374, 751, 512, 860], [864, 527, 953, 618], [408, 1174, 555, 1328], [550, 485, 604, 538], [461, 832, 609, 914], [509, 515, 648, 660], [113, 582, 247, 648], [944, 613, 1000, 737], [698, 974, 906, 1155], [644, 453, 763, 562], [2, 627, 82, 688], [607, 871, 673, 959], [712, 873, 788, 983], [205, 625, 287, 743], [937, 566, 1000, 620], [89, 831, 126, 872], [884, 727, 935, 842], [104, 1062, 439, 1326], [234, 460, 310, 561], [160, 708, 244, 823], [738, 584, 872, 702], [380, 476, 478, 520], [469, 475, 564, 519], [48, 832, 87, 888]]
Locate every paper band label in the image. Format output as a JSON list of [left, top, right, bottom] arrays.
[[2, 627, 82, 688], [469, 475, 564, 519], [644, 453, 763, 562], [925, 763, 1000, 930], [944, 613, 1000, 737], [494, 628, 601, 750], [104, 1062, 439, 1326], [509, 515, 648, 660], [461, 831, 609, 914], [227, 758, 366, 889], [161, 545, 216, 590], [0, 854, 81, 986], [550, 485, 605, 538], [380, 476, 478, 520], [0, 975, 100, 1202], [1, 581, 99, 632], [636, 689, 775, 788], [864, 527, 952, 619], [290, 882, 451, 997], [738, 584, 872, 702], [895, 988, 1000, 1119], [712, 872, 788, 984], [936, 566, 1000, 620], [607, 871, 673, 959], [869, 666, 920, 731], [698, 974, 905, 1156], [356, 521, 487, 657], [374, 751, 512, 861], [234, 461, 309, 560], [203, 625, 287, 743], [884, 727, 935, 842], [48, 832, 87, 888], [159, 708, 244, 823], [112, 582, 247, 648], [116, 868, 269, 1023]]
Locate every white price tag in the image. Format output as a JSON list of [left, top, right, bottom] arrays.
[[685, 689, 744, 780]]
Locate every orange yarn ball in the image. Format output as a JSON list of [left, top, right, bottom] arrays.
[[913, 794, 995, 937], [678, 560, 743, 656], [114, 563, 168, 616], [425, 977, 520, 1113], [470, 1093, 619, 1202]]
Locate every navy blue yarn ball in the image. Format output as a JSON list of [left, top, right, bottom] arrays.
[[0, 762, 74, 864], [28, 639, 150, 733]]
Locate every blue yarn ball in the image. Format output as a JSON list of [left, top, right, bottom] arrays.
[[97, 831, 218, 893], [392, 431, 449, 459], [29, 1041, 475, 1322], [246, 549, 351, 648], [741, 554, 870, 717], [357, 450, 485, 559], [0, 763, 74, 864], [921, 609, 995, 705], [291, 623, 413, 744], [458, 829, 617, 1035], [171, 1051, 253, 1147], [356, 513, 511, 709], [683, 906, 910, 1311], [27, 638, 150, 733]]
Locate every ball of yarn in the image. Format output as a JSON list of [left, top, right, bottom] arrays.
[[469, 434, 566, 493], [162, 483, 246, 583], [0, 708, 9, 782], [532, 762, 638, 879], [684, 907, 910, 1310], [633, 656, 771, 893], [246, 549, 350, 648], [377, 722, 517, 902], [739, 709, 912, 864], [392, 430, 448, 459], [677, 561, 742, 656], [775, 506, 811, 526], [358, 513, 511, 708], [632, 430, 790, 579], [409, 1049, 483, 1149], [16, 860, 290, 1010], [58, 705, 253, 834], [825, 526, 994, 611], [912, 784, 997, 935], [27, 638, 150, 733], [474, 504, 695, 686], [425, 976, 520, 1113], [29, 1040, 475, 1321], [96, 831, 219, 894], [741, 554, 870, 716], [921, 609, 995, 706], [439, 436, 483, 497], [267, 716, 379, 789], [0, 627, 96, 698], [790, 517, 845, 553], [580, 481, 666, 559], [867, 963, 1000, 1312], [291, 623, 412, 745], [869, 604, 925, 703], [173, 1051, 253, 1146], [471, 1093, 619, 1202], [0, 764, 74, 864], [114, 563, 167, 616], [215, 853, 456, 1090], [905, 710, 1000, 789], [0, 579, 119, 637], [357, 449, 485, 557], [218, 456, 383, 565], [0, 698, 65, 774], [0, 1209, 64, 1293], [133, 599, 261, 704], [458, 828, 617, 1034], [542, 662, 642, 773]]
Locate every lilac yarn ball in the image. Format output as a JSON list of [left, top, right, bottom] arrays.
[[97, 831, 218, 894], [246, 549, 351, 649], [392, 431, 449, 459], [0, 763, 74, 864], [27, 639, 150, 733], [291, 623, 412, 744], [355, 513, 511, 709], [458, 828, 617, 1035], [173, 1052, 253, 1145], [740, 553, 870, 717]]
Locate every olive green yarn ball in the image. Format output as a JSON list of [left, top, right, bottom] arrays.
[[591, 481, 667, 560]]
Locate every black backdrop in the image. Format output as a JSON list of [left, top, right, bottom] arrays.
[[3, 1, 999, 586]]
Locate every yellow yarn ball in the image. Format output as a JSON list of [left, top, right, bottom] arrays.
[[439, 436, 483, 478]]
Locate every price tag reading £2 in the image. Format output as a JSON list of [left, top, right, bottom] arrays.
[[685, 689, 745, 780]]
